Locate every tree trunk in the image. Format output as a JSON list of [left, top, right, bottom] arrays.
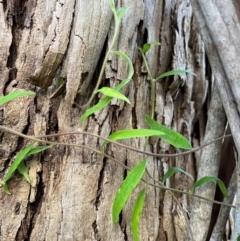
[[0, 0, 236, 240]]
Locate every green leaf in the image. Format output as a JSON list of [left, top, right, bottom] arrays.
[[3, 184, 11, 195], [80, 51, 133, 126], [104, 129, 165, 147], [112, 160, 146, 223], [116, 7, 130, 21], [0, 91, 35, 106], [163, 167, 194, 182], [145, 115, 192, 149], [80, 78, 130, 125], [194, 176, 228, 198], [96, 87, 130, 104], [155, 69, 196, 81], [131, 189, 146, 241], [26, 145, 51, 156], [17, 161, 31, 183], [142, 42, 160, 54], [80, 96, 112, 126], [2, 144, 33, 194], [109, 0, 116, 11], [113, 51, 134, 80]]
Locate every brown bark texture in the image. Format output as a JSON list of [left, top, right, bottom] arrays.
[[189, 0, 240, 240], [0, 0, 236, 241]]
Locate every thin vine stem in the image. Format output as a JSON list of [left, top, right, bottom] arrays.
[[138, 48, 155, 118], [79, 9, 120, 110], [145, 168, 235, 208], [0, 125, 235, 208], [0, 125, 232, 158]]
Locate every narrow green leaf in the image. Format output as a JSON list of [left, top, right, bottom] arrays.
[[3, 144, 33, 184], [131, 189, 146, 241], [113, 51, 134, 81], [2, 144, 33, 194], [80, 78, 130, 125], [145, 115, 192, 149], [163, 167, 194, 182], [116, 7, 130, 21], [26, 145, 51, 156], [3, 184, 11, 195], [194, 176, 218, 188], [0, 91, 35, 106], [112, 160, 147, 223], [194, 176, 228, 198], [109, 0, 115, 11], [96, 87, 130, 104], [17, 161, 30, 183], [142, 42, 160, 54], [80, 96, 112, 125], [155, 69, 196, 81], [80, 51, 133, 125], [237, 235, 240, 241], [217, 179, 229, 198], [104, 129, 165, 147]]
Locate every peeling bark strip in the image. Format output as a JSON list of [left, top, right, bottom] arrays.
[[0, 2, 12, 95], [0, 0, 222, 240], [190, 1, 240, 239], [10, 0, 76, 88], [189, 83, 226, 241]]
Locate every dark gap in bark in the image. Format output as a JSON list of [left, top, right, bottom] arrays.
[[48, 117, 59, 134], [188, 16, 194, 50], [15, 169, 44, 241], [5, 0, 28, 86], [119, 211, 123, 227], [205, 53, 211, 80], [0, 109, 3, 125], [91, 157, 107, 240], [205, 53, 213, 110], [136, 20, 147, 48], [163, 74, 173, 95], [0, 157, 11, 178], [119, 215, 127, 241], [96, 37, 108, 89], [2, 0, 7, 11], [207, 128, 235, 240], [131, 108, 137, 129], [25, 170, 45, 240], [21, 115, 31, 138], [48, 99, 61, 134], [182, 16, 187, 51], [15, 203, 34, 240], [191, 152, 198, 181], [193, 120, 200, 140], [160, 0, 166, 32], [92, 220, 101, 241], [4, 0, 28, 28], [123, 159, 128, 179], [15, 208, 30, 241], [118, 158, 128, 239], [94, 157, 106, 210], [200, 96, 208, 135], [75, 33, 108, 105], [5, 29, 17, 92], [122, 224, 128, 241]]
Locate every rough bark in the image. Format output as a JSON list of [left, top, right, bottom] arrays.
[[189, 83, 226, 241], [0, 0, 229, 240], [190, 0, 240, 239]]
